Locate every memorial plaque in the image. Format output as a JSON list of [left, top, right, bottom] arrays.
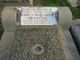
[[17, 7, 58, 25]]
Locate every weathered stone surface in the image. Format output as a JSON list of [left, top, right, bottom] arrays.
[[9, 27, 65, 60]]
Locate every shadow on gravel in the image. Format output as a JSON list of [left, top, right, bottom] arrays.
[[69, 26, 80, 55], [0, 18, 4, 40]]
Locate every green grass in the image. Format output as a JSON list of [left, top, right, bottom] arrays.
[[19, 28, 57, 32], [20, 28, 42, 32], [21, 28, 41, 32]]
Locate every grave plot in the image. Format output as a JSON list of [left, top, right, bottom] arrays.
[[0, 7, 80, 60]]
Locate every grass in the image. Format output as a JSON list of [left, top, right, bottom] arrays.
[[20, 28, 42, 32], [21, 28, 41, 32]]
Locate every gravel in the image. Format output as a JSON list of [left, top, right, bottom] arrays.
[[9, 27, 65, 60]]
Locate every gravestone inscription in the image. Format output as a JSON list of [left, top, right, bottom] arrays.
[[16, 7, 58, 25]]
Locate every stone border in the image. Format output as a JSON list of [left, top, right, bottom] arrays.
[[58, 7, 72, 30], [1, 7, 17, 31]]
